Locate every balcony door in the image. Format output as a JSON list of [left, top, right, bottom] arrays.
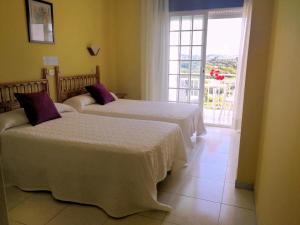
[[168, 12, 208, 111]]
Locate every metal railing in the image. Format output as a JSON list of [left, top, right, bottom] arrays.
[[203, 74, 236, 126]]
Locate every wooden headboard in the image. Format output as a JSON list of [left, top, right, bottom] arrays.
[[54, 66, 100, 103], [0, 79, 49, 113]]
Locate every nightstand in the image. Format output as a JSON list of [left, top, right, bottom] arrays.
[[115, 93, 127, 99]]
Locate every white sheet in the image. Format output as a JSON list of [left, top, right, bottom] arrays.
[[64, 97, 206, 147], [1, 112, 187, 217]]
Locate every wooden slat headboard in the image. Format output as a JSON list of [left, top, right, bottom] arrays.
[[0, 79, 49, 113], [54, 66, 100, 103]]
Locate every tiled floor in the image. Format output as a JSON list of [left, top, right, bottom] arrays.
[[6, 127, 257, 225], [204, 108, 234, 127]]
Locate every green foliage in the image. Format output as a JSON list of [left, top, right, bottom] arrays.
[[205, 56, 238, 75]]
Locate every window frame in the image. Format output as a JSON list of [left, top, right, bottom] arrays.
[[168, 10, 208, 108]]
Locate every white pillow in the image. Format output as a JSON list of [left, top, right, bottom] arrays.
[[110, 92, 119, 100], [54, 103, 77, 113], [0, 109, 29, 133], [63, 94, 96, 110]]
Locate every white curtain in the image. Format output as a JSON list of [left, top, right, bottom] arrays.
[[141, 0, 169, 101], [233, 0, 253, 130]]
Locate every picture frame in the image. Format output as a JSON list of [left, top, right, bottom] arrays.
[[25, 0, 55, 44]]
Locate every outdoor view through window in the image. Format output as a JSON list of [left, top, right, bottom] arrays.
[[168, 15, 242, 127]]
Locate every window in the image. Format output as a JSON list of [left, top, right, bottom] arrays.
[[168, 14, 207, 104]]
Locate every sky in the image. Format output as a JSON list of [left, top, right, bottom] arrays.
[[206, 18, 243, 56]]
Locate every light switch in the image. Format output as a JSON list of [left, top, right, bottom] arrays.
[[43, 56, 59, 66]]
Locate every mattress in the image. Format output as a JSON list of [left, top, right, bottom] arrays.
[[1, 112, 187, 217]]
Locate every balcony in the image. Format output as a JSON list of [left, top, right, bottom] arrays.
[[203, 74, 236, 127]]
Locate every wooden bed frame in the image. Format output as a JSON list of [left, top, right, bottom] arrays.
[[0, 79, 49, 113], [53, 66, 100, 103]]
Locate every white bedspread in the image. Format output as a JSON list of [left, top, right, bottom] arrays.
[[65, 98, 206, 147], [1, 112, 187, 217]]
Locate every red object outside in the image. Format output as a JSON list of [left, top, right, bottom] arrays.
[[210, 69, 225, 80]]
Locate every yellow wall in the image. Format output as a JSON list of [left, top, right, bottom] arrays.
[[236, 0, 275, 185], [0, 0, 117, 100], [255, 0, 300, 224], [114, 0, 141, 99]]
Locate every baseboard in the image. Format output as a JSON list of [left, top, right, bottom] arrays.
[[235, 180, 254, 190]]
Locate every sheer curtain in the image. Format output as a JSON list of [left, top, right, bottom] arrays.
[[141, 0, 169, 101], [233, 0, 253, 130]]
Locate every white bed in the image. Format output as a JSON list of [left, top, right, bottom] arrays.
[[0, 105, 187, 217], [64, 95, 206, 148]]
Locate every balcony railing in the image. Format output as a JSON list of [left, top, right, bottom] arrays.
[[203, 74, 236, 126]]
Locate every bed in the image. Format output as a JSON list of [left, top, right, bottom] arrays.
[[0, 79, 187, 217], [53, 66, 206, 147]]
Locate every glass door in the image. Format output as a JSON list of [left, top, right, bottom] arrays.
[[168, 12, 208, 111]]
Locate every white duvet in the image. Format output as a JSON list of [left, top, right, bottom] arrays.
[[64, 96, 206, 147], [1, 111, 187, 217]]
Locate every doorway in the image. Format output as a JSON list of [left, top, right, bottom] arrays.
[[204, 15, 243, 127], [168, 8, 244, 128]]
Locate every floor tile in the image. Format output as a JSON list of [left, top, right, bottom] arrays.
[[9, 193, 67, 225], [226, 153, 239, 168], [47, 205, 108, 225], [227, 138, 240, 168], [225, 166, 237, 184], [187, 147, 200, 162], [5, 186, 33, 211], [219, 204, 256, 225], [104, 215, 163, 225], [203, 128, 234, 151], [194, 151, 228, 167], [191, 137, 206, 153], [176, 176, 224, 202], [189, 162, 227, 182], [222, 184, 255, 210], [163, 194, 220, 225], [206, 138, 232, 155]]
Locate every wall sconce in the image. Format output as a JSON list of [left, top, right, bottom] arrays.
[[87, 44, 100, 56]]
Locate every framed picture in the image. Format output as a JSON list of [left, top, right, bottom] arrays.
[[25, 0, 54, 44]]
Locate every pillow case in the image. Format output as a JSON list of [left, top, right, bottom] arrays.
[[85, 83, 115, 105], [54, 103, 77, 113], [14, 92, 61, 126], [0, 109, 29, 133], [63, 94, 95, 110], [110, 92, 119, 101]]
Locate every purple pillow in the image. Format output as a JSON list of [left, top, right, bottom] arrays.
[[85, 83, 115, 105], [14, 92, 61, 126]]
